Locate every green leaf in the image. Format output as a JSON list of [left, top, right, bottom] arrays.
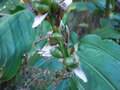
[[100, 18, 112, 27], [110, 0, 115, 9], [0, 9, 37, 82], [0, 0, 7, 8], [28, 52, 41, 66], [91, 25, 120, 39], [36, 20, 51, 49], [67, 2, 99, 13], [94, 0, 115, 9], [62, 14, 67, 25], [70, 31, 78, 44], [31, 57, 68, 89], [35, 57, 63, 71], [92, 18, 120, 39], [10, 4, 25, 14], [76, 34, 120, 89], [48, 79, 70, 90]]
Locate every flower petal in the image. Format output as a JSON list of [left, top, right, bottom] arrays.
[[32, 13, 48, 29], [38, 44, 58, 57], [73, 67, 88, 83], [59, 0, 73, 10]]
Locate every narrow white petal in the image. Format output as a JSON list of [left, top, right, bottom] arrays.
[[73, 67, 88, 83], [32, 13, 48, 29], [38, 44, 58, 57], [57, 58, 64, 63], [59, 0, 73, 10], [64, 0, 73, 7]]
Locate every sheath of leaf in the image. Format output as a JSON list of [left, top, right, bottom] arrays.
[[52, 33, 63, 40], [50, 47, 63, 58]]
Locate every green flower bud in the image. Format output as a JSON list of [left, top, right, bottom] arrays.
[[52, 33, 62, 40], [50, 47, 63, 58], [34, 3, 50, 13], [63, 55, 79, 69], [39, 0, 51, 7]]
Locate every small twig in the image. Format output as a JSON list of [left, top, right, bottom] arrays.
[[34, 35, 52, 50], [34, 35, 51, 45]]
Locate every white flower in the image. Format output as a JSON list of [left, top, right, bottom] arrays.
[[59, 0, 73, 10], [73, 67, 88, 83], [38, 44, 58, 57], [32, 13, 48, 29], [57, 58, 64, 63]]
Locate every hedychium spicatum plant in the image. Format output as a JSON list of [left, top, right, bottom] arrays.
[[24, 0, 87, 83]]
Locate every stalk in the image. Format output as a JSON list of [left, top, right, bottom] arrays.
[[58, 40, 69, 57], [105, 0, 110, 18]]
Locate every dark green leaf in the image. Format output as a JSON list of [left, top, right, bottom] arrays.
[[91, 25, 120, 39], [76, 34, 120, 90], [110, 0, 115, 9], [36, 21, 51, 49], [10, 4, 25, 14], [68, 2, 99, 13], [0, 9, 37, 82], [70, 31, 78, 44]]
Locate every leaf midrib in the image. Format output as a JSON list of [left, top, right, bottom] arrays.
[[81, 56, 116, 90], [81, 41, 120, 62]]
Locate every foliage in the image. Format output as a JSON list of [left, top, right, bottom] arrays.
[[0, 9, 37, 82], [0, 0, 120, 90]]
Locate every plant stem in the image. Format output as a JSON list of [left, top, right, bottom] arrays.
[[58, 40, 69, 57], [105, 0, 110, 18]]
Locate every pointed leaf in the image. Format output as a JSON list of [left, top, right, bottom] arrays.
[[75, 34, 120, 89], [0, 10, 37, 82]]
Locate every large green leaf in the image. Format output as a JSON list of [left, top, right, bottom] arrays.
[[94, 0, 115, 9], [68, 2, 102, 13], [75, 34, 120, 90], [92, 25, 120, 39], [0, 9, 37, 82], [92, 18, 120, 39]]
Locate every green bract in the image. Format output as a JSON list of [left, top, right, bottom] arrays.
[[50, 47, 63, 58], [52, 33, 62, 40], [63, 55, 79, 69], [39, 0, 51, 7], [34, 3, 50, 13], [51, 1, 59, 14], [48, 38, 57, 45]]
